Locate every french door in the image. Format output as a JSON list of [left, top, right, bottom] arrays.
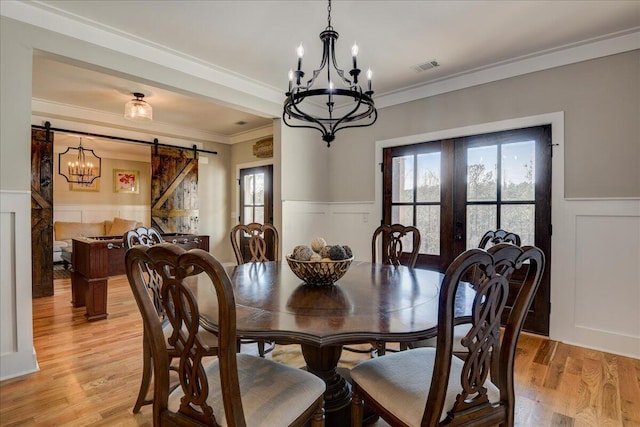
[[238, 165, 274, 260], [382, 125, 551, 334]]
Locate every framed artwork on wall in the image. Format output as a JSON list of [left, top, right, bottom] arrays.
[[113, 169, 139, 194], [69, 178, 100, 192]]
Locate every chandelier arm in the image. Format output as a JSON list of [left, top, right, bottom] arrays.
[[330, 88, 366, 129], [286, 95, 331, 135], [331, 108, 378, 136], [282, 112, 329, 135], [328, 93, 376, 137], [302, 33, 331, 90], [329, 38, 353, 88]]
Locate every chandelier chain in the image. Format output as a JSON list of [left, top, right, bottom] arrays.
[[327, 0, 332, 29]]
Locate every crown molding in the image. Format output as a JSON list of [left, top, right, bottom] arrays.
[[229, 124, 274, 145], [374, 28, 640, 109], [4, 2, 639, 118]]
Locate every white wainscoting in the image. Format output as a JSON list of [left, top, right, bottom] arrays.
[[551, 198, 640, 358], [53, 204, 150, 226], [283, 198, 640, 359], [0, 191, 38, 380], [281, 201, 377, 260]]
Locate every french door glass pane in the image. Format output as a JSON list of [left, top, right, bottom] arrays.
[[255, 173, 265, 205], [392, 156, 414, 203], [244, 207, 253, 224], [467, 146, 497, 201], [391, 205, 413, 226], [243, 175, 254, 205], [466, 205, 497, 249], [255, 207, 264, 225], [416, 206, 440, 255], [416, 152, 441, 202], [502, 141, 535, 201], [501, 204, 535, 245]]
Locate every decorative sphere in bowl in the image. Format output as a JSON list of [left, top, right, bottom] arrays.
[[286, 256, 353, 286]]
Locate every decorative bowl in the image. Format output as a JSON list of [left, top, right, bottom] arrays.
[[286, 256, 353, 286]]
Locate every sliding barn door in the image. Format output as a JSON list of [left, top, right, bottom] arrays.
[[151, 146, 199, 234], [31, 128, 54, 297]]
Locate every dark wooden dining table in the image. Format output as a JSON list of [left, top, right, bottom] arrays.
[[192, 260, 473, 426]]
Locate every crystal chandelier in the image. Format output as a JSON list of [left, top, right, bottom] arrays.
[[283, 0, 377, 147], [58, 137, 101, 185]]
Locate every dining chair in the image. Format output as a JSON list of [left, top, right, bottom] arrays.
[[124, 226, 218, 413], [409, 229, 522, 357], [125, 243, 326, 426], [345, 223, 421, 357], [371, 223, 421, 268], [230, 222, 279, 357], [350, 243, 545, 426], [230, 222, 279, 264]]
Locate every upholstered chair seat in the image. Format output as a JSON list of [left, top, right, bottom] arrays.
[[168, 353, 326, 426], [350, 347, 500, 425]]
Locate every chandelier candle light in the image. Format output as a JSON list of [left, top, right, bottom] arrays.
[[283, 0, 377, 146], [58, 137, 102, 185]]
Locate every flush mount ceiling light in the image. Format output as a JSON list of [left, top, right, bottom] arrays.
[[58, 137, 101, 185], [283, 0, 377, 147], [124, 92, 153, 122]]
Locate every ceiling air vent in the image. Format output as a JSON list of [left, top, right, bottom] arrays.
[[412, 60, 440, 72], [234, 120, 248, 125]]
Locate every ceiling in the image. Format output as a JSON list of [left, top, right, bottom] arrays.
[[23, 1, 640, 143]]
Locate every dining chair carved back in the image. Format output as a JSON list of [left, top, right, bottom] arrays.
[[230, 222, 279, 356], [409, 229, 523, 356], [125, 243, 326, 426], [230, 222, 279, 264], [478, 229, 521, 249], [124, 227, 218, 414], [371, 223, 421, 268], [346, 224, 421, 357], [351, 243, 545, 426]]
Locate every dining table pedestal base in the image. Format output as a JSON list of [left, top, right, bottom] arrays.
[[301, 344, 379, 426]]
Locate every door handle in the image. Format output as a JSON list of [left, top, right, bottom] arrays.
[[454, 233, 463, 241]]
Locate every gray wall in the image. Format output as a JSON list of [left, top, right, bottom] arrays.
[[329, 50, 640, 201]]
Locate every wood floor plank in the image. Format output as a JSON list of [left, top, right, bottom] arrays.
[[618, 356, 640, 425], [1, 276, 638, 427]]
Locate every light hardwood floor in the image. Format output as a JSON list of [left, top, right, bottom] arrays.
[[1, 276, 639, 426]]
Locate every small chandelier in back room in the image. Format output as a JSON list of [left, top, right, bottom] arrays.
[[283, 0, 377, 147], [124, 92, 153, 121], [58, 137, 102, 185]]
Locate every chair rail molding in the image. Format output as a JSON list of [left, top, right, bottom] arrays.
[[1, 190, 39, 380]]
